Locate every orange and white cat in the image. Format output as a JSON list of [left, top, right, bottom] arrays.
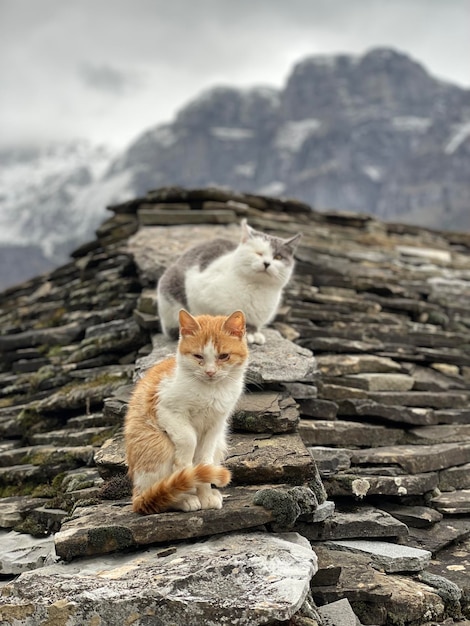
[[125, 309, 248, 514]]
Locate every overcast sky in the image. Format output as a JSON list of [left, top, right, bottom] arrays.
[[1, 0, 469, 150]]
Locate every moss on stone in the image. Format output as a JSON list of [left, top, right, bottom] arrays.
[[13, 515, 50, 537], [98, 474, 132, 500], [28, 365, 57, 392], [17, 406, 41, 430], [87, 526, 134, 554], [90, 427, 116, 447], [31, 484, 57, 498], [33, 306, 67, 329], [46, 345, 63, 358], [0, 396, 18, 408], [253, 488, 300, 529], [0, 482, 36, 498], [419, 572, 462, 619]]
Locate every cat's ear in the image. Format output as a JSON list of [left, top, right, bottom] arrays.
[[179, 309, 201, 336], [223, 310, 246, 338], [240, 219, 255, 243], [283, 233, 302, 249]]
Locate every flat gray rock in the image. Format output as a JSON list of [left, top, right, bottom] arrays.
[[430, 489, 470, 514], [324, 471, 439, 498], [326, 539, 431, 573], [338, 398, 437, 426], [380, 504, 443, 528], [226, 432, 317, 485], [344, 372, 414, 392], [55, 485, 275, 560], [128, 223, 240, 283], [4, 532, 318, 626], [351, 442, 470, 474], [299, 419, 403, 448], [439, 462, 470, 491], [316, 354, 402, 376], [298, 507, 408, 541], [312, 545, 445, 625], [247, 330, 316, 384], [231, 391, 299, 433], [307, 446, 352, 475], [0, 496, 48, 528], [317, 598, 361, 626], [0, 530, 56, 575], [402, 518, 470, 555]]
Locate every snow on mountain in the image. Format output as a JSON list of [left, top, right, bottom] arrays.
[[0, 142, 119, 259]]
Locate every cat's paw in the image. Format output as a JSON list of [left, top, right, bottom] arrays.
[[198, 488, 223, 510], [247, 331, 266, 345], [175, 494, 201, 511]]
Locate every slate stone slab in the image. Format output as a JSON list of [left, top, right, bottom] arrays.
[[312, 546, 445, 626], [344, 373, 414, 392], [298, 397, 338, 419], [94, 431, 127, 478], [139, 207, 237, 225], [231, 391, 299, 433], [246, 329, 316, 384], [378, 504, 443, 528], [317, 598, 361, 626], [401, 518, 470, 555], [440, 463, 470, 491], [338, 398, 437, 426], [307, 446, 352, 476], [298, 420, 402, 448], [226, 432, 317, 485], [430, 490, 470, 514], [406, 424, 470, 445], [351, 443, 470, 474], [323, 472, 438, 498], [315, 354, 402, 377], [128, 223, 240, 284], [55, 485, 280, 560], [298, 507, 408, 541], [367, 390, 470, 409], [0, 496, 48, 528], [0, 530, 55, 574], [2, 532, 318, 626], [326, 539, 432, 573]]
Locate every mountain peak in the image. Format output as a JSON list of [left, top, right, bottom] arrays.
[[1, 47, 469, 289]]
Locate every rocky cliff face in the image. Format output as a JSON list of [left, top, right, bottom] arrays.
[[107, 48, 470, 231], [1, 187, 470, 624]]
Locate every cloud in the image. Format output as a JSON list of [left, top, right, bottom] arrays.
[[78, 63, 139, 95], [0, 0, 469, 149]]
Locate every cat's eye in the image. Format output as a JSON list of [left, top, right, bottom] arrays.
[[256, 251, 263, 257], [218, 353, 230, 361], [274, 254, 283, 260], [193, 354, 204, 361]]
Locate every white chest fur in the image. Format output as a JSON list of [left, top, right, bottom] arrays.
[[158, 367, 243, 431]]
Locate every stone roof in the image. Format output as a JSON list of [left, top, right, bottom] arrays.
[[1, 186, 470, 625]]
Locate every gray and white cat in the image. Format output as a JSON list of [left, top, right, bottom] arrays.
[[157, 220, 301, 344]]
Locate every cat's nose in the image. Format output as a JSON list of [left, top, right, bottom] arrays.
[[263, 261, 270, 269], [205, 369, 216, 377]]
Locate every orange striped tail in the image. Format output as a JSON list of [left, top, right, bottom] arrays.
[[132, 463, 231, 515]]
